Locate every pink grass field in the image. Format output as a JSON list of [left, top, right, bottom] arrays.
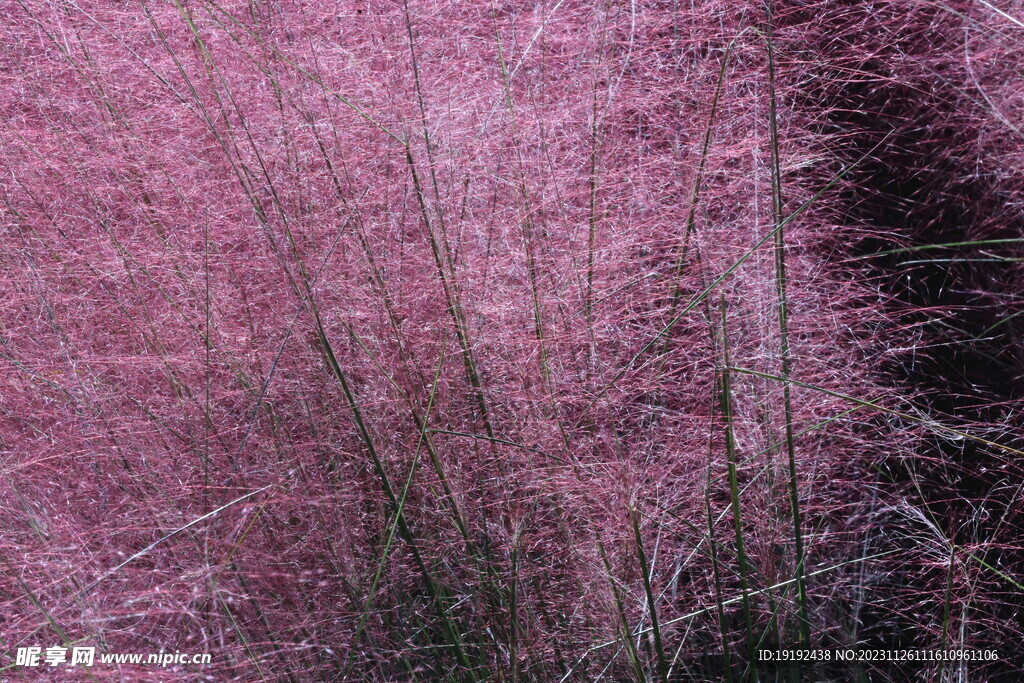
[[1, 0, 1023, 680]]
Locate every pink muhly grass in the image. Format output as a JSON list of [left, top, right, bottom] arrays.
[[1, 0, 1022, 680]]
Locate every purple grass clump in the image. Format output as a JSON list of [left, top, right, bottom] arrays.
[[1, 0, 1021, 679]]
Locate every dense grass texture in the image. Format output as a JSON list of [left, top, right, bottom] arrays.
[[1, 0, 1022, 680]]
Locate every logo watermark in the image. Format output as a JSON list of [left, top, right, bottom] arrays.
[[12, 646, 210, 669]]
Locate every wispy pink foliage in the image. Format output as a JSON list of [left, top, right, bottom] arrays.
[[1, 0, 1021, 679]]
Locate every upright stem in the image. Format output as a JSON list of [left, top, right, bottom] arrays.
[[720, 296, 759, 678], [765, 0, 810, 650]]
